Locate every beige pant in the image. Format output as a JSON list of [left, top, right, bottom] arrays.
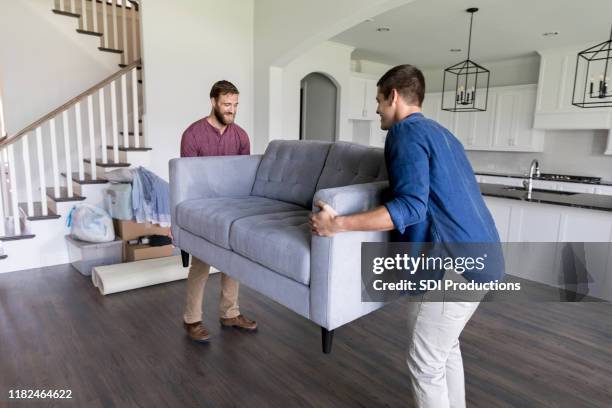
[[183, 257, 240, 324]]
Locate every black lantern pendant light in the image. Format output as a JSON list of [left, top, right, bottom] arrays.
[[572, 24, 612, 108], [442, 7, 490, 112]]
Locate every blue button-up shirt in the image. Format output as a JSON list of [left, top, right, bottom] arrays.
[[383, 112, 503, 283]]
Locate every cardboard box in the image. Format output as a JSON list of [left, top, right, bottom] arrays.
[[125, 243, 174, 262], [113, 219, 170, 241]]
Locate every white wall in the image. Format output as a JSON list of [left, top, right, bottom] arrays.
[[0, 0, 120, 135], [253, 0, 414, 154], [140, 0, 254, 180], [277, 42, 354, 142]]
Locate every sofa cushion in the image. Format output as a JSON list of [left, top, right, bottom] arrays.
[[229, 211, 311, 285], [251, 140, 332, 208], [176, 197, 304, 249], [315, 141, 387, 191]]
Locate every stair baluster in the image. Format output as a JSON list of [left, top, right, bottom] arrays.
[[110, 81, 119, 163], [0, 163, 5, 236], [0, 150, 9, 220], [99, 88, 108, 164], [132, 67, 140, 147], [64, 0, 73, 13], [101, 0, 108, 49], [120, 74, 129, 149], [121, 0, 128, 65], [61, 111, 74, 198], [21, 134, 35, 217], [7, 145, 20, 235], [92, 0, 99, 33], [131, 2, 139, 63], [80, 0, 87, 32], [87, 95, 97, 180], [49, 119, 61, 198], [35, 127, 48, 216], [75, 102, 85, 181], [110, 0, 118, 51]]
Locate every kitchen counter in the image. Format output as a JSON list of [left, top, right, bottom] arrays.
[[479, 183, 612, 212], [475, 171, 612, 186]]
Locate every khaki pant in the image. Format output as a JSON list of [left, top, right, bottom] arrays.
[[183, 257, 240, 324]]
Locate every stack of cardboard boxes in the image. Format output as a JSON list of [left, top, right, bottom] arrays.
[[113, 219, 174, 262]]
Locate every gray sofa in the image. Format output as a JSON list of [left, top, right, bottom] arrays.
[[170, 140, 390, 353]]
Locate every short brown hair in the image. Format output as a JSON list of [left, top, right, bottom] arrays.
[[210, 80, 239, 99], [376, 64, 425, 106]]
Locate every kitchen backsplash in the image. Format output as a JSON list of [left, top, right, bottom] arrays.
[[467, 129, 612, 179]]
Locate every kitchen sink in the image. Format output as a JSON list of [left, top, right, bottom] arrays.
[[502, 186, 578, 195]]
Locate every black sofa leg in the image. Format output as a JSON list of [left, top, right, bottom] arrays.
[[321, 327, 334, 354], [180, 250, 190, 268]]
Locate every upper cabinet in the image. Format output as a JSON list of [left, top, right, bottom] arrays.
[[534, 46, 612, 129], [348, 75, 378, 121], [422, 84, 544, 152]]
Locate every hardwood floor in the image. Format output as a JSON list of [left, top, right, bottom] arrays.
[[0, 264, 611, 407]]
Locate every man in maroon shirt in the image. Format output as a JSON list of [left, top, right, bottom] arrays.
[[181, 80, 257, 342]]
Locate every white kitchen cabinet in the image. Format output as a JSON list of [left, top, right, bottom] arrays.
[[534, 45, 612, 130], [348, 75, 378, 120], [492, 86, 544, 151], [369, 121, 387, 148], [421, 92, 455, 132], [483, 196, 612, 301], [423, 85, 543, 152]]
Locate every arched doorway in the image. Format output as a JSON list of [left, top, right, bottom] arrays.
[[299, 72, 338, 142]]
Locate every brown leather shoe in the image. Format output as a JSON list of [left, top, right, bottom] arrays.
[[183, 321, 210, 342], [219, 314, 258, 331]]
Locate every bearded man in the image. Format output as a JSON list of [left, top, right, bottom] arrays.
[[180, 80, 257, 342]]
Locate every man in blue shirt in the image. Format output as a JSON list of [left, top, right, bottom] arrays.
[[310, 64, 502, 408]]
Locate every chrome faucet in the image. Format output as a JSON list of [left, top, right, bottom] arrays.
[[523, 159, 541, 196]]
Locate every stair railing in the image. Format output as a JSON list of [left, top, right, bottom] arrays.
[[53, 0, 141, 65], [0, 60, 142, 235]]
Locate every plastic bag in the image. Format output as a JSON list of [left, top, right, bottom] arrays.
[[67, 204, 115, 243]]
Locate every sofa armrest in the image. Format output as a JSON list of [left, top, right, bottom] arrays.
[[169, 155, 262, 241], [309, 181, 391, 330]]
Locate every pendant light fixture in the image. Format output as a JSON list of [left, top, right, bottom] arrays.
[[442, 7, 490, 112], [572, 24, 612, 108]]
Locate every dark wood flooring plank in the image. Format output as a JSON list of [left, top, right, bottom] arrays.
[[0, 264, 610, 407]]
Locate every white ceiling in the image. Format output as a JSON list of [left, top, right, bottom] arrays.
[[331, 0, 612, 68]]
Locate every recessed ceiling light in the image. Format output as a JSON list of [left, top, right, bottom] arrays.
[[542, 31, 560, 37], [450, 48, 462, 52], [376, 27, 390, 32]]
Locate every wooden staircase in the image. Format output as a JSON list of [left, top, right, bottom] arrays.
[[0, 0, 148, 272]]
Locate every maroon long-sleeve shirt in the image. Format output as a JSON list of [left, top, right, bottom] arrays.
[[180, 116, 250, 157]]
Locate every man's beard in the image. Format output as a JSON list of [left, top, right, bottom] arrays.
[[213, 107, 234, 126]]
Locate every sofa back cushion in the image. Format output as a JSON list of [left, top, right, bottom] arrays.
[[315, 141, 387, 191], [251, 140, 332, 208]]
